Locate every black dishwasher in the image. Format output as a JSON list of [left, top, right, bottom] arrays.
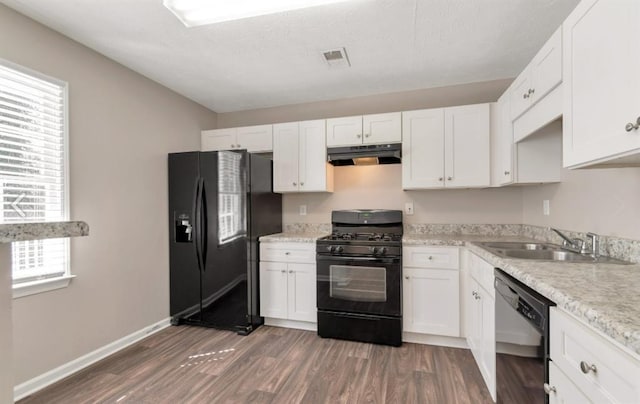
[[494, 268, 555, 404]]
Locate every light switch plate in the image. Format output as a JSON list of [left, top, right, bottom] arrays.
[[299, 205, 307, 216], [543, 200, 550, 216], [405, 202, 414, 216]]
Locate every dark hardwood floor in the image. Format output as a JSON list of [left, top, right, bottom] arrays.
[[19, 325, 498, 404]]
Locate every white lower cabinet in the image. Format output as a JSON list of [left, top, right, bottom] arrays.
[[549, 308, 640, 403], [402, 247, 460, 337], [260, 243, 317, 326], [465, 251, 496, 402], [548, 362, 590, 404]]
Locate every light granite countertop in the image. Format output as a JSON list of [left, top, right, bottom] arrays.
[[404, 233, 640, 358], [259, 232, 329, 243], [0, 221, 89, 243]]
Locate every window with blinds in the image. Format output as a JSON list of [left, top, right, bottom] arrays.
[[218, 151, 246, 244], [0, 61, 69, 284]]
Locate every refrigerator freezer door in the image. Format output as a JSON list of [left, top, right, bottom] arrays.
[[168, 152, 202, 319]]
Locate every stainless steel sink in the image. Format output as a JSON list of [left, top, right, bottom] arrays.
[[479, 241, 552, 250], [476, 242, 632, 265]]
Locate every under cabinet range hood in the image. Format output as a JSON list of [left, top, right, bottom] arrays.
[[327, 143, 402, 166]]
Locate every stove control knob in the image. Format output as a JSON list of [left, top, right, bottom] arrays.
[[326, 246, 335, 252], [369, 247, 378, 254], [336, 246, 344, 253], [378, 247, 387, 255]]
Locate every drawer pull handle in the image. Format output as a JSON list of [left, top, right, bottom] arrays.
[[543, 383, 556, 395], [579, 361, 597, 374]]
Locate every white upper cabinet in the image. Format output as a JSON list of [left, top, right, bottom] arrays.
[[326, 113, 401, 147], [563, 0, 640, 168], [510, 27, 563, 121], [201, 124, 273, 153], [362, 112, 402, 145], [273, 120, 333, 193], [403, 104, 490, 190], [444, 104, 491, 188], [402, 108, 446, 189]]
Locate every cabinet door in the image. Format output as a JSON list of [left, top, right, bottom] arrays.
[[259, 262, 288, 319], [299, 120, 331, 192], [287, 263, 316, 322], [401, 109, 445, 189], [491, 95, 514, 186], [563, 0, 640, 168], [326, 116, 363, 147], [467, 278, 482, 355], [548, 362, 590, 404], [363, 112, 401, 145], [236, 124, 273, 153], [201, 128, 237, 151], [403, 267, 460, 337], [479, 287, 496, 402], [273, 122, 300, 192], [444, 104, 490, 188], [509, 70, 533, 120], [530, 27, 562, 104]]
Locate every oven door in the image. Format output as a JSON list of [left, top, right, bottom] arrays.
[[316, 255, 401, 317]]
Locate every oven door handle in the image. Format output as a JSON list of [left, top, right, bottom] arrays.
[[317, 255, 400, 264]]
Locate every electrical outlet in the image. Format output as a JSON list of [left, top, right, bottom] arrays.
[[299, 205, 307, 216], [543, 200, 550, 216], [405, 202, 414, 216]]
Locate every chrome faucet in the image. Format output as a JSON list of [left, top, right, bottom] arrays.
[[550, 228, 585, 253], [586, 232, 600, 258]]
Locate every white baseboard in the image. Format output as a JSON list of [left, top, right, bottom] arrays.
[[264, 318, 317, 332], [402, 332, 469, 349], [14, 318, 171, 401]]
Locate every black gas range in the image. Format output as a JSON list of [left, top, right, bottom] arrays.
[[316, 209, 403, 347]]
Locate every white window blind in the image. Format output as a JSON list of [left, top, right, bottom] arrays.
[[218, 151, 246, 244], [0, 61, 69, 284]]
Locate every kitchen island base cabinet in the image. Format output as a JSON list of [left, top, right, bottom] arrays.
[[259, 242, 317, 330]]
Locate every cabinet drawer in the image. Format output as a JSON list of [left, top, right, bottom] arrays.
[[260, 242, 316, 263], [550, 308, 640, 403], [403, 246, 459, 269]]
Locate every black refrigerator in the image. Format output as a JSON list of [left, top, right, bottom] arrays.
[[168, 150, 282, 335]]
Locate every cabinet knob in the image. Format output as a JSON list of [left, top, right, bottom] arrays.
[[292, 182, 297, 186], [523, 93, 529, 99], [579, 361, 597, 374], [529, 88, 535, 95], [289, 270, 294, 274], [428, 256, 433, 260], [356, 134, 362, 138], [405, 276, 410, 280], [438, 177, 444, 181], [281, 270, 286, 273], [364, 133, 370, 138], [543, 383, 556, 395], [285, 252, 290, 255], [300, 182, 304, 186], [472, 291, 477, 297], [504, 171, 510, 175], [625, 117, 640, 132], [447, 177, 452, 181]]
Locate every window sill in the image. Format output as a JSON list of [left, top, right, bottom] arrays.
[[12, 275, 76, 299]]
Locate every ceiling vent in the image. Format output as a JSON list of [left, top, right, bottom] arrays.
[[322, 47, 351, 68]]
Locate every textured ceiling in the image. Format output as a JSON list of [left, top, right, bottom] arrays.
[[2, 0, 580, 112]]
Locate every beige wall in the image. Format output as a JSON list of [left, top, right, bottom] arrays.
[[0, 245, 12, 403], [522, 167, 640, 240], [0, 5, 217, 385], [217, 79, 512, 128], [219, 79, 524, 226], [284, 165, 524, 224]]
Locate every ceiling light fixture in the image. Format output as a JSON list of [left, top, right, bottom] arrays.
[[163, 0, 357, 27]]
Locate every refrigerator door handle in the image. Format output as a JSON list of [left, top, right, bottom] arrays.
[[194, 176, 204, 272], [200, 179, 208, 270]]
